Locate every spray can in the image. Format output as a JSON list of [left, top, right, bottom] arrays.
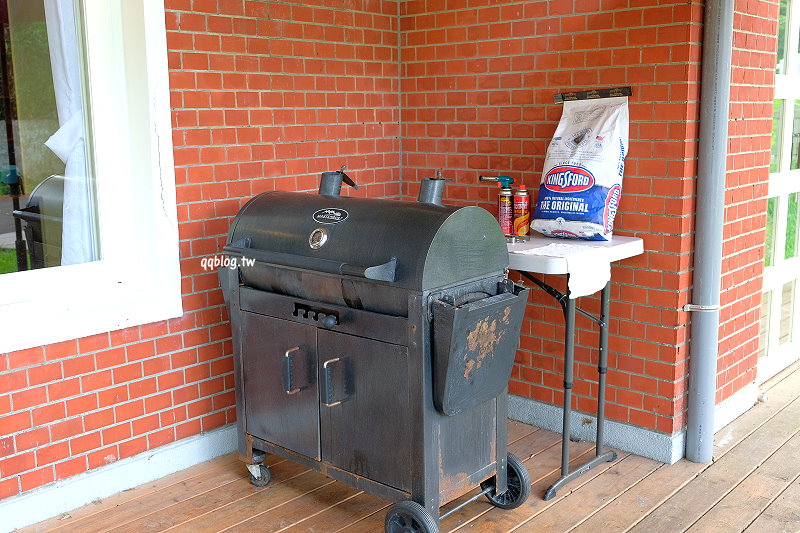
[[479, 175, 514, 234], [513, 184, 530, 236], [498, 185, 513, 235]]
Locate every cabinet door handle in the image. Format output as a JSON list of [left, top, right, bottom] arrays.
[[322, 358, 341, 407], [284, 347, 301, 395]]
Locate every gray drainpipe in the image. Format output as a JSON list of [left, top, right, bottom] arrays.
[[685, 0, 735, 463]]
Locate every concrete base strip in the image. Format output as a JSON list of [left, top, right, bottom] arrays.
[[508, 394, 686, 465]]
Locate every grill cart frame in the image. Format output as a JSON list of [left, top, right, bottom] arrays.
[[219, 174, 531, 532]]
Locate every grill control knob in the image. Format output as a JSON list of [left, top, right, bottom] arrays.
[[309, 227, 328, 249], [321, 315, 337, 328]]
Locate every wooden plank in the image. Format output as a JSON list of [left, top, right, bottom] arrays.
[[280, 491, 389, 533], [24, 363, 800, 533], [714, 366, 800, 459], [506, 427, 562, 464], [627, 397, 800, 533], [105, 458, 309, 533], [508, 420, 538, 444], [219, 481, 361, 533], [760, 360, 800, 393], [516, 454, 660, 532], [567, 459, 705, 533], [742, 478, 800, 533], [18, 453, 242, 533], [334, 428, 575, 533], [685, 430, 800, 533], [165, 470, 334, 533], [296, 420, 559, 532], [447, 451, 628, 532], [44, 458, 255, 533], [439, 429, 575, 531]]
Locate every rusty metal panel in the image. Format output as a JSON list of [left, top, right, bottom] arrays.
[[241, 312, 321, 460], [432, 284, 529, 416], [318, 329, 412, 492], [239, 286, 408, 345], [436, 399, 497, 503]]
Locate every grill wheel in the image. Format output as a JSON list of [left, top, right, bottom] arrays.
[[247, 464, 271, 487], [480, 453, 532, 510], [384, 500, 438, 533]]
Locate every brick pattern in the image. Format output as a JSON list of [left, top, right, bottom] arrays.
[[716, 0, 777, 403], [0, 0, 776, 502], [0, 0, 401, 501], [400, 0, 705, 434]]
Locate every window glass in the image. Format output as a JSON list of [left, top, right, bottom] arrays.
[[0, 0, 98, 275], [766, 197, 778, 267], [778, 0, 789, 74], [771, 100, 785, 173], [787, 191, 798, 259], [780, 280, 796, 345], [791, 100, 800, 170], [759, 290, 772, 357]]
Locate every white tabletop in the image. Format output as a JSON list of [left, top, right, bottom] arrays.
[[507, 234, 644, 275]]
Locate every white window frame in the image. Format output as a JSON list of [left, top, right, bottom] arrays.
[[0, 0, 182, 353], [761, 0, 800, 382]]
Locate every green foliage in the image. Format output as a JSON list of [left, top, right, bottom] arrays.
[[0, 248, 19, 274], [787, 192, 798, 259], [9, 21, 56, 121]]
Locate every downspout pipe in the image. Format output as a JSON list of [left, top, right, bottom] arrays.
[[686, 0, 735, 463]]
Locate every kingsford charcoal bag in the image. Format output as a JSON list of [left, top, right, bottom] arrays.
[[532, 96, 629, 241]]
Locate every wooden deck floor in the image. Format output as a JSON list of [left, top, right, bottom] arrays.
[[21, 361, 800, 533]]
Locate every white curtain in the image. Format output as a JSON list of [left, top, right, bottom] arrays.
[[43, 0, 93, 265]]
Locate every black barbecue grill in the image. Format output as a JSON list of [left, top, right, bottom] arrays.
[[220, 171, 531, 532]]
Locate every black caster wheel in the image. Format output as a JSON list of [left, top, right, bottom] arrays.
[[248, 464, 270, 487], [480, 453, 532, 510], [251, 449, 266, 464], [385, 500, 439, 533]]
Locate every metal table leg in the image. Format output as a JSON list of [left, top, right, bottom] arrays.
[[595, 282, 616, 462], [517, 276, 618, 501]]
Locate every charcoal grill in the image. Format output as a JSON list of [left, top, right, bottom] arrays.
[[219, 171, 531, 532]]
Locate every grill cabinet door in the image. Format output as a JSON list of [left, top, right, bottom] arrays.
[[317, 330, 411, 492], [241, 312, 320, 460]]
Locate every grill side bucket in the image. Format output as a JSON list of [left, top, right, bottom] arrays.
[[432, 283, 529, 416]]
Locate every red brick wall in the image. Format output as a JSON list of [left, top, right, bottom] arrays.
[[400, 0, 706, 435], [0, 0, 776, 502], [0, 0, 400, 500], [716, 0, 776, 403]]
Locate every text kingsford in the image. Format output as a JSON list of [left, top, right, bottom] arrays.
[[544, 165, 595, 193]]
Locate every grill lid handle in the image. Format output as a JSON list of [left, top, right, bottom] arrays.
[[223, 245, 397, 283], [341, 257, 397, 282]]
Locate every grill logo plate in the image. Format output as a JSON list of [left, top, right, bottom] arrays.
[[313, 208, 349, 224]]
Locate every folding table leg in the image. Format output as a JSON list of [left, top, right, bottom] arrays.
[[561, 297, 575, 477], [543, 283, 617, 501], [596, 282, 616, 461], [544, 297, 576, 500]]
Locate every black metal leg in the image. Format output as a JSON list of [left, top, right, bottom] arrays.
[[542, 282, 616, 501], [596, 282, 615, 460], [561, 297, 575, 476], [545, 297, 575, 501], [11, 188, 27, 272]]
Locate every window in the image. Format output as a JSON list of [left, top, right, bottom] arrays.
[[0, 0, 181, 353], [1, 0, 98, 274], [761, 0, 800, 381]]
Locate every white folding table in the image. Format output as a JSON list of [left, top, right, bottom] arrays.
[[507, 234, 644, 499]]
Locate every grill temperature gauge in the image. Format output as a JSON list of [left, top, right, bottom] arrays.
[[309, 227, 328, 249]]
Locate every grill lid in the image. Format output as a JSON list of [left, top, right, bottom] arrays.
[[225, 190, 508, 291]]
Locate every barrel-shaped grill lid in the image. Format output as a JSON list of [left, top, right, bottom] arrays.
[[227, 191, 508, 291]]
